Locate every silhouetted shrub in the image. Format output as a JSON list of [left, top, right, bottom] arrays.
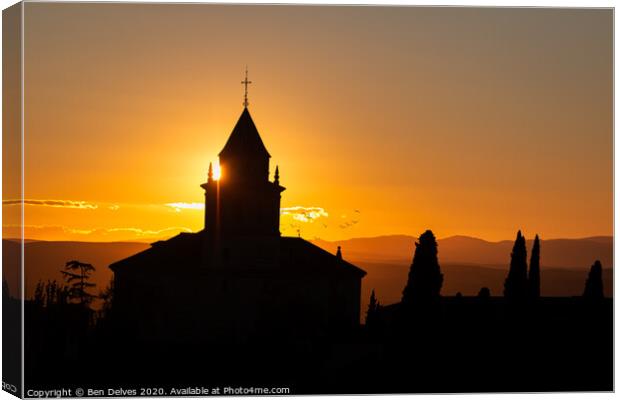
[[583, 260, 604, 300]]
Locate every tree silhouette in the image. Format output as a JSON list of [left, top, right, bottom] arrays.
[[402, 230, 443, 305], [503, 230, 528, 300], [478, 287, 491, 299], [32, 280, 70, 308], [99, 277, 115, 319], [62, 260, 96, 307], [49, 280, 69, 307], [366, 289, 378, 326], [583, 260, 604, 300], [3, 276, 10, 300], [45, 280, 56, 307], [34, 281, 45, 307], [528, 234, 541, 299]]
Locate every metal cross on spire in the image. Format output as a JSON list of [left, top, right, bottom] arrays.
[[241, 67, 252, 108]]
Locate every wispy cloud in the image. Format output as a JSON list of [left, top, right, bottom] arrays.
[[281, 206, 328, 223], [165, 202, 205, 212], [100, 227, 194, 236], [162, 203, 330, 225], [3, 199, 99, 209], [3, 224, 193, 241]]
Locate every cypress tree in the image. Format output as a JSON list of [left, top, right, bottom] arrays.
[[528, 234, 541, 299], [503, 230, 528, 300], [366, 289, 378, 327], [583, 260, 604, 300], [402, 230, 443, 305]]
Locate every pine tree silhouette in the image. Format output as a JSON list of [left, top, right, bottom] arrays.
[[583, 260, 604, 300], [503, 230, 528, 300], [528, 234, 541, 299], [62, 260, 96, 307], [402, 230, 443, 305]]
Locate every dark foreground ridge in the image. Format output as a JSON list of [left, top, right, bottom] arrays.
[[20, 293, 612, 394]]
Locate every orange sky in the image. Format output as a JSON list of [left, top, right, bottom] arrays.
[[3, 4, 613, 242]]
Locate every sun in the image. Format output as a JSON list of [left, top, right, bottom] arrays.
[[213, 162, 222, 180]]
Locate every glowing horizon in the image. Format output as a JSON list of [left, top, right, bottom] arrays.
[[3, 4, 612, 243]]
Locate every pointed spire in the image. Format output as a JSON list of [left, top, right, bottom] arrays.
[[336, 246, 342, 260], [207, 162, 213, 183], [274, 165, 280, 185], [219, 108, 270, 158]]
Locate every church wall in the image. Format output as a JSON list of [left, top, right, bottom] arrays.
[[112, 267, 362, 347], [327, 277, 362, 332]]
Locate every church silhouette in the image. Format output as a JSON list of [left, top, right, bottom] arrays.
[[110, 87, 366, 345]]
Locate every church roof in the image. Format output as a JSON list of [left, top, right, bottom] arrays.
[[109, 232, 203, 272], [109, 232, 366, 278], [219, 108, 270, 158], [280, 237, 367, 277]]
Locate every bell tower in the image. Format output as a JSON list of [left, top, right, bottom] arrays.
[[201, 71, 285, 241]]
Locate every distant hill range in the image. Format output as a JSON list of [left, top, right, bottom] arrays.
[[2, 235, 612, 311], [312, 234, 613, 268]]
